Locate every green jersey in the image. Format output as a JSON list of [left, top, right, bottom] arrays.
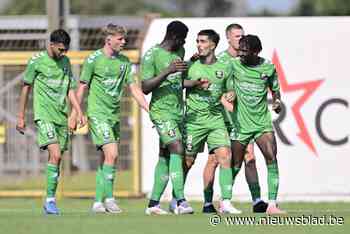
[[231, 57, 280, 133], [185, 59, 233, 120], [217, 50, 236, 126], [141, 45, 185, 121], [80, 49, 134, 122], [23, 51, 76, 125]]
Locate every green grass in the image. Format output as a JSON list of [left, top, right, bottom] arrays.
[[0, 199, 349, 234]]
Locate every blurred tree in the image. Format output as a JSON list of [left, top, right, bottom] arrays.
[[292, 0, 350, 16], [2, 0, 174, 16]]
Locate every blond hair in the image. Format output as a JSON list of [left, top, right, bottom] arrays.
[[102, 23, 127, 39]]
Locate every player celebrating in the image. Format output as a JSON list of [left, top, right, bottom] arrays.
[[184, 29, 241, 214], [141, 21, 194, 215], [201, 24, 268, 213], [16, 29, 85, 215], [230, 34, 285, 214], [73, 24, 149, 213]]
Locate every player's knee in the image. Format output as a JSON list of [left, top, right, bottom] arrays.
[[245, 158, 257, 170], [168, 141, 184, 155], [207, 155, 219, 168], [184, 156, 195, 170]]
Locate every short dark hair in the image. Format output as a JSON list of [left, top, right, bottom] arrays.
[[239, 34, 262, 53], [198, 29, 220, 47], [164, 21, 188, 39], [50, 29, 71, 49], [225, 23, 243, 34]]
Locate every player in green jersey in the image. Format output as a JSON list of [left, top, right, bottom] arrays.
[[230, 34, 285, 214], [183, 29, 241, 214], [199, 24, 268, 213], [141, 21, 199, 215], [72, 24, 149, 214], [16, 29, 85, 215]]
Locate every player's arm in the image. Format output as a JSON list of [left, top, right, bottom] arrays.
[[221, 91, 235, 112], [68, 89, 86, 130], [68, 56, 93, 129], [183, 78, 210, 89], [16, 83, 32, 134], [17, 57, 36, 134], [269, 69, 282, 114], [141, 59, 187, 94], [129, 83, 149, 112]]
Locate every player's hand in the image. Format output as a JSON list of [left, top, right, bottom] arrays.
[[167, 59, 187, 74], [68, 115, 77, 132], [16, 116, 26, 135], [272, 99, 282, 114], [79, 115, 87, 128], [224, 91, 236, 103], [190, 53, 200, 62], [198, 78, 210, 90]]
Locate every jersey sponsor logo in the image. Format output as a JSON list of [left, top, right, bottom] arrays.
[[215, 70, 224, 79]]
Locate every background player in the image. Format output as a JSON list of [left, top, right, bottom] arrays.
[[16, 29, 85, 215], [72, 23, 149, 213]]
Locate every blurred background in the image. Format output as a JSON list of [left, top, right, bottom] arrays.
[[0, 0, 348, 200]]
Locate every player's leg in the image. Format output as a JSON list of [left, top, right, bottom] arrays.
[[101, 142, 122, 213], [169, 153, 196, 213], [89, 118, 120, 213], [243, 143, 268, 212], [255, 131, 285, 214], [36, 120, 62, 215], [208, 127, 241, 214], [146, 145, 170, 215], [202, 153, 218, 213]]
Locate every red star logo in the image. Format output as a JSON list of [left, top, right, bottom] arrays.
[[272, 50, 324, 156]]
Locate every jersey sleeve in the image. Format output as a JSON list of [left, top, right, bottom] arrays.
[[140, 49, 155, 81], [224, 65, 235, 92], [64, 57, 76, 90], [23, 57, 37, 85], [126, 63, 135, 85], [80, 55, 95, 85], [268, 68, 280, 92]]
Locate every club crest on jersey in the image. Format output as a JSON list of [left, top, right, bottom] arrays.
[[120, 64, 126, 73], [168, 129, 176, 137], [215, 70, 224, 79], [47, 131, 54, 139], [261, 73, 269, 80]]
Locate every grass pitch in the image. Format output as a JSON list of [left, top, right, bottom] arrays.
[[0, 199, 348, 234]]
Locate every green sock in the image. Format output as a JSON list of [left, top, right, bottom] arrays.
[[46, 164, 59, 198], [150, 157, 169, 201], [103, 165, 116, 199], [248, 182, 261, 202], [95, 167, 105, 202], [219, 167, 233, 200], [267, 162, 279, 200], [204, 182, 214, 203], [169, 153, 184, 200]]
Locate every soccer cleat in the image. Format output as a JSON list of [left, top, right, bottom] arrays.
[[266, 203, 286, 215], [253, 200, 269, 213], [91, 202, 107, 213], [43, 201, 60, 215], [174, 201, 194, 215], [168, 198, 177, 213], [104, 198, 122, 214], [202, 203, 217, 213], [145, 205, 169, 215], [219, 200, 242, 214]]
